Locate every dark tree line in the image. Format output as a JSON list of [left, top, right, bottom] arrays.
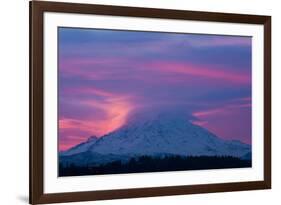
[[59, 155, 251, 177]]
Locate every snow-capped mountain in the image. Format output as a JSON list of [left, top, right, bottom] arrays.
[[60, 111, 251, 166]]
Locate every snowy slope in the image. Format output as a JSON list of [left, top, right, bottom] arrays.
[[60, 136, 98, 156], [61, 111, 251, 166], [87, 112, 250, 157]]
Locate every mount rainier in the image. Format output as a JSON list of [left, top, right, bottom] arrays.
[[60, 111, 251, 167]]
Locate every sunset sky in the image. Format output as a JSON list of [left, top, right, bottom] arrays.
[[58, 27, 252, 151]]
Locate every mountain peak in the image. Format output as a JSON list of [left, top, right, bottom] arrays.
[[62, 111, 251, 162], [125, 109, 195, 128]]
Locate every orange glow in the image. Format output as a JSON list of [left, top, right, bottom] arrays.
[[82, 96, 133, 135], [60, 90, 134, 138]]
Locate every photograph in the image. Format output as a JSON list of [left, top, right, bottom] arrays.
[[29, 1, 271, 203], [58, 27, 252, 177]]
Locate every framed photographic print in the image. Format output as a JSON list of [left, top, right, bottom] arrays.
[[30, 0, 271, 204]]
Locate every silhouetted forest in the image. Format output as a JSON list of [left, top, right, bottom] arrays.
[[59, 155, 251, 177]]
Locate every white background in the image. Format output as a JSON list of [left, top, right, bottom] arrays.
[[0, 0, 279, 204]]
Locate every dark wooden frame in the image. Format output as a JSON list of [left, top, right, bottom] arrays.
[[30, 0, 271, 204]]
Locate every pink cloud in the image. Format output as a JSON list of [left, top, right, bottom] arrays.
[[190, 120, 208, 127], [63, 86, 117, 98], [147, 61, 250, 85], [192, 97, 249, 118], [59, 57, 129, 80], [59, 91, 136, 150], [191, 98, 252, 144]]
